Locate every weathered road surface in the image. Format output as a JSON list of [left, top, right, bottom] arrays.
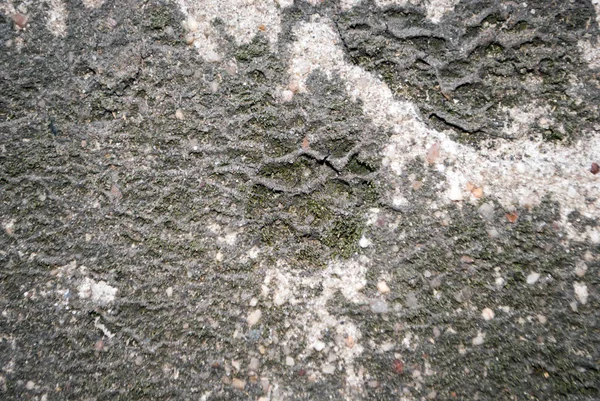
[[1, 0, 599, 399]]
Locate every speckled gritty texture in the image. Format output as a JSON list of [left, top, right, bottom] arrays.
[[0, 0, 599, 400]]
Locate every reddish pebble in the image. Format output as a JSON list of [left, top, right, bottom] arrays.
[[505, 212, 518, 223], [426, 142, 440, 164], [11, 13, 28, 29], [392, 359, 404, 374], [297, 369, 306, 376], [591, 162, 599, 175], [94, 340, 104, 351]]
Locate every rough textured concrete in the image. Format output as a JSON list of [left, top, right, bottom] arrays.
[[0, 0, 599, 400]]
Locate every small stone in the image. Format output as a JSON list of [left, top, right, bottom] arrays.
[[377, 281, 390, 294], [232, 378, 246, 390], [25, 381, 35, 390], [322, 364, 335, 374], [478, 203, 495, 222], [165, 287, 173, 297], [247, 309, 262, 326], [358, 235, 372, 248], [12, 13, 28, 29], [472, 332, 485, 346], [448, 184, 463, 201], [426, 142, 440, 164], [537, 315, 547, 324], [248, 357, 260, 372], [370, 299, 389, 314], [427, 390, 438, 399], [481, 308, 495, 321], [405, 292, 419, 309], [135, 355, 143, 365], [313, 341, 325, 352], [175, 109, 184, 120], [231, 360, 241, 372], [526, 272, 540, 285], [184, 33, 195, 45], [186, 17, 199, 32], [249, 297, 258, 307], [345, 335, 355, 348], [590, 162, 599, 175], [281, 90, 294, 102], [574, 261, 587, 278], [574, 282, 588, 305], [285, 356, 295, 367]]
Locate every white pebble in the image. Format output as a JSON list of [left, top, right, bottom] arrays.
[[537, 314, 547, 324], [165, 287, 173, 297], [574, 282, 588, 305], [359, 235, 372, 248], [247, 309, 262, 326], [249, 297, 258, 307], [447, 185, 463, 201], [186, 17, 199, 32], [377, 281, 390, 294], [285, 356, 295, 367], [25, 381, 35, 390], [472, 332, 485, 346], [322, 364, 335, 374], [313, 340, 326, 352], [481, 308, 495, 320], [281, 90, 294, 103], [526, 272, 540, 285], [175, 109, 184, 120]]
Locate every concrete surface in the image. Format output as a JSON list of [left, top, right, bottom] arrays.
[[0, 0, 599, 400]]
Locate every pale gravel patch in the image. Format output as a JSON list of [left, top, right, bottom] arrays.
[[289, 16, 600, 243], [373, 0, 461, 23], [177, 0, 284, 62], [262, 256, 369, 394], [340, 0, 460, 23], [578, 39, 600, 70], [45, 0, 67, 37], [81, 0, 105, 7], [593, 0, 600, 25], [77, 277, 118, 304]]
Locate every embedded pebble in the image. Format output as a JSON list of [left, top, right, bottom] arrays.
[[285, 356, 295, 367], [165, 287, 173, 297], [249, 297, 258, 307], [478, 203, 495, 221], [377, 281, 390, 294], [248, 357, 260, 372], [574, 282, 588, 305], [322, 364, 335, 374], [481, 308, 495, 321], [313, 340, 326, 352], [448, 185, 463, 201], [175, 109, 184, 120], [526, 272, 540, 285], [247, 309, 262, 326], [281, 90, 294, 102], [472, 332, 485, 346], [358, 235, 372, 248], [25, 381, 35, 390], [370, 299, 389, 314], [537, 315, 547, 324], [232, 378, 246, 390]]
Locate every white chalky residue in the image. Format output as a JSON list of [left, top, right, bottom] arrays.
[[289, 17, 600, 242], [46, 0, 68, 37], [578, 39, 600, 70], [263, 256, 368, 393], [372, 0, 461, 23], [593, 0, 600, 25], [78, 277, 118, 304], [82, 0, 105, 7], [177, 0, 283, 61]]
